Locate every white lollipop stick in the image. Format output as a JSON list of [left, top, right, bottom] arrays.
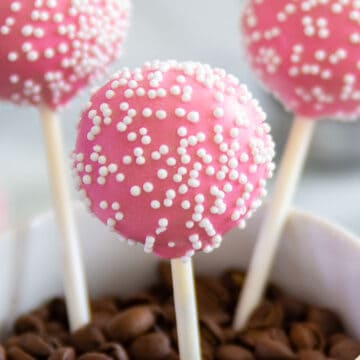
[[39, 106, 90, 331], [233, 116, 315, 330], [171, 258, 201, 360]]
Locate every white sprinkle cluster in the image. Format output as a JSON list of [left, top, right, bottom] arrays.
[[0, 0, 130, 108], [242, 0, 360, 120], [73, 60, 275, 260]]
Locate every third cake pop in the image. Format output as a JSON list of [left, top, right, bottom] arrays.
[[235, 0, 360, 329]]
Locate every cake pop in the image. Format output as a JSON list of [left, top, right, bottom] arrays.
[[0, 0, 130, 108], [235, 0, 360, 330], [74, 60, 275, 259], [0, 0, 130, 331], [73, 60, 275, 360]]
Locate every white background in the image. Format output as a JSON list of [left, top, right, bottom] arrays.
[[0, 0, 359, 235]]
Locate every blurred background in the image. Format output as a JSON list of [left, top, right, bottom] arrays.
[[0, 0, 359, 234]]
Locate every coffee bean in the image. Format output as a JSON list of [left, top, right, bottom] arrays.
[[247, 301, 284, 329], [106, 306, 155, 342], [221, 269, 246, 294], [7, 347, 35, 360], [216, 344, 254, 360], [92, 298, 118, 314], [47, 299, 68, 326], [290, 322, 325, 351], [296, 350, 326, 360], [3, 336, 21, 350], [15, 315, 45, 335], [254, 337, 295, 359], [99, 342, 129, 360], [164, 350, 179, 360], [78, 352, 112, 360], [72, 324, 106, 352], [278, 296, 307, 323], [121, 292, 157, 308], [328, 333, 348, 347], [329, 338, 360, 360], [19, 333, 54, 356], [238, 328, 289, 349], [130, 332, 171, 360], [307, 308, 342, 337], [200, 316, 225, 346], [48, 347, 76, 360]]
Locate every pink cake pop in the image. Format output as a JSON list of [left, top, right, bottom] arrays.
[[0, 0, 130, 109], [0, 0, 130, 331], [74, 60, 275, 260], [234, 0, 360, 330], [242, 0, 360, 120]]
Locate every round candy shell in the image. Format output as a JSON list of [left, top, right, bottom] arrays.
[[0, 0, 130, 109], [242, 0, 360, 120], [74, 60, 275, 259]]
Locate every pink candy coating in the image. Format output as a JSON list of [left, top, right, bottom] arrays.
[[242, 0, 360, 120], [74, 60, 275, 259], [0, 0, 130, 109]]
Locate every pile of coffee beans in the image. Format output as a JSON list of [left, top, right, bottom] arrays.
[[1, 264, 359, 360]]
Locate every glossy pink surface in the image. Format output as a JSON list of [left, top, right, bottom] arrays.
[[74, 61, 275, 259], [0, 0, 130, 109], [242, 0, 360, 120]]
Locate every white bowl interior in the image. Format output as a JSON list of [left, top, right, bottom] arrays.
[[0, 204, 359, 339]]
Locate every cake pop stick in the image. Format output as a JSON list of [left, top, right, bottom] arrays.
[[39, 106, 90, 329], [0, 0, 130, 330], [73, 60, 275, 360], [234, 0, 360, 330]]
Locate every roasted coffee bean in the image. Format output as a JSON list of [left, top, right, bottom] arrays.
[[329, 338, 360, 360], [48, 347, 75, 360], [238, 328, 289, 349], [0, 345, 5, 360], [14, 315, 45, 335], [161, 303, 176, 324], [78, 352, 112, 360], [92, 312, 115, 331], [296, 350, 326, 360], [7, 346, 35, 360], [3, 336, 21, 350], [307, 307, 342, 337], [201, 339, 215, 360], [72, 324, 106, 352], [247, 301, 284, 329], [121, 293, 157, 308], [130, 332, 171, 360], [328, 333, 348, 347], [99, 342, 129, 360], [19, 333, 54, 356], [254, 337, 295, 359], [92, 298, 118, 314], [216, 344, 254, 360], [164, 350, 179, 360], [198, 277, 231, 308], [200, 316, 225, 345], [278, 296, 307, 323], [290, 322, 325, 351], [43, 335, 63, 349], [47, 299, 68, 325], [106, 306, 155, 342], [221, 269, 246, 294]]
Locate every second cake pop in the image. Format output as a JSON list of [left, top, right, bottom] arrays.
[[74, 60, 275, 259]]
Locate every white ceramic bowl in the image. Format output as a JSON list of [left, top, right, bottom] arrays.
[[0, 204, 359, 340]]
